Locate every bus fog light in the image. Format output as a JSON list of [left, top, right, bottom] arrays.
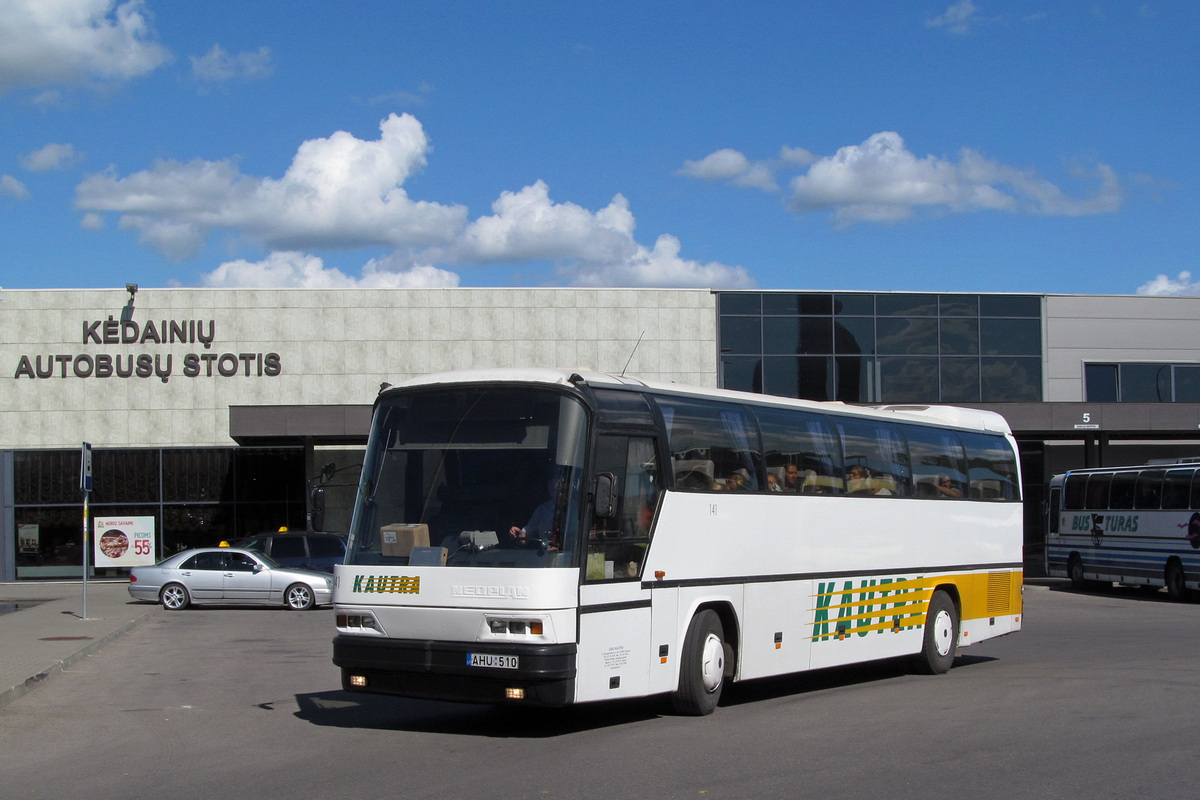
[[349, 674, 368, 687], [506, 687, 525, 700]]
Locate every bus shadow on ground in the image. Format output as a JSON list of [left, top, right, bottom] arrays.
[[1047, 582, 1193, 603], [719, 653, 995, 709], [292, 654, 997, 735], [292, 689, 664, 736]]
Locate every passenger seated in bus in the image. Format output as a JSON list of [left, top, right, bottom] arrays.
[[721, 468, 752, 491], [847, 465, 893, 496], [766, 473, 783, 492], [783, 463, 802, 492], [937, 475, 963, 498]]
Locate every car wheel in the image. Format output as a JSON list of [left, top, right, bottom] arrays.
[[912, 590, 958, 675], [671, 609, 726, 716], [285, 583, 315, 610], [160, 583, 190, 610]]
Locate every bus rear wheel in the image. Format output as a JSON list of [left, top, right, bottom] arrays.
[[1165, 560, 1188, 602], [671, 610, 726, 716], [913, 590, 958, 675]]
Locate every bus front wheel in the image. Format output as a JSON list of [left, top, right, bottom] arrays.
[[913, 590, 958, 675], [1068, 553, 1086, 588], [671, 609, 726, 716]]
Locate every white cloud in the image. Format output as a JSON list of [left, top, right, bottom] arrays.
[[677, 146, 815, 192], [201, 251, 460, 289], [677, 149, 778, 191], [436, 180, 751, 288], [190, 44, 273, 83], [926, 1, 980, 35], [78, 113, 748, 289], [76, 113, 469, 259], [786, 131, 1122, 226], [0, 0, 170, 95], [1137, 271, 1200, 296], [563, 234, 754, 289], [80, 211, 103, 229], [1, 174, 29, 199], [448, 180, 637, 264], [20, 142, 82, 172]]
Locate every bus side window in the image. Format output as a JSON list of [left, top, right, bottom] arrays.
[[588, 435, 658, 581], [1063, 474, 1087, 510], [1134, 470, 1164, 510], [656, 398, 763, 492], [834, 417, 912, 497], [959, 432, 1020, 501], [1109, 472, 1136, 510], [902, 424, 967, 500], [754, 406, 842, 494], [1162, 470, 1193, 510]]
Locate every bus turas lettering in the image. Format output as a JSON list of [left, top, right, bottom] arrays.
[[351, 574, 421, 594], [1069, 514, 1139, 533], [811, 577, 921, 642]]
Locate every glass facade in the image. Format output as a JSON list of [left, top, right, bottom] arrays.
[[718, 292, 1043, 403], [12, 447, 306, 580], [1085, 363, 1200, 402]]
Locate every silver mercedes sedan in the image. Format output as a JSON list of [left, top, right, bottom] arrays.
[[128, 547, 333, 610]]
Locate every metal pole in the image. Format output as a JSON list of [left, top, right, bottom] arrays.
[[82, 490, 89, 620]]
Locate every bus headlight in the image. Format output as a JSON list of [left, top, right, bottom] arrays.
[[337, 612, 382, 633], [485, 617, 545, 637]]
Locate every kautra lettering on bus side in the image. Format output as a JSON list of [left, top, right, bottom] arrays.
[[811, 577, 918, 642]]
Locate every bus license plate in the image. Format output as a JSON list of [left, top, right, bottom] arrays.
[[467, 653, 518, 669]]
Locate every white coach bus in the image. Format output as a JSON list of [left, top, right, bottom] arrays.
[[324, 368, 1023, 714], [1045, 463, 1200, 600]]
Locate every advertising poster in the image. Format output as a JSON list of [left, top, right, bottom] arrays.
[[18, 524, 40, 554], [94, 516, 156, 567]]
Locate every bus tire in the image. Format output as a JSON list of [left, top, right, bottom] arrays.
[[671, 610, 725, 716], [1068, 553, 1086, 588], [913, 590, 957, 675], [1165, 560, 1188, 602]]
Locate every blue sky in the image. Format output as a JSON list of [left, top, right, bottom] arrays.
[[1, 1, 1198, 295]]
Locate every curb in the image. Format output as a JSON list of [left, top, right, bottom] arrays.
[[0, 608, 159, 710]]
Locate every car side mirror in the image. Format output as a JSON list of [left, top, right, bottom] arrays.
[[593, 472, 617, 519], [310, 486, 326, 532]]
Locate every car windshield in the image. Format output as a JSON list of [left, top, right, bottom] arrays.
[[345, 386, 588, 569], [250, 551, 281, 569]]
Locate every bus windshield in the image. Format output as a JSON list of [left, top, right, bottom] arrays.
[[345, 386, 588, 569]]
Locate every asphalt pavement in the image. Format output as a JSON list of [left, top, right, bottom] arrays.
[[0, 580, 160, 709], [0, 568, 1063, 711]]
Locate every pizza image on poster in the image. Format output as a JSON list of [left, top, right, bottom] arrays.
[[98, 530, 129, 558], [93, 516, 156, 567]]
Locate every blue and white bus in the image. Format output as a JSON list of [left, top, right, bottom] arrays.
[[325, 368, 1024, 714], [1046, 462, 1200, 600]]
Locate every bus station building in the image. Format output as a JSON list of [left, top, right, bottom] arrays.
[[4, 286, 1200, 580]]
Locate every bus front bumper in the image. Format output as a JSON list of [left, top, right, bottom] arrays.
[[332, 635, 577, 707]]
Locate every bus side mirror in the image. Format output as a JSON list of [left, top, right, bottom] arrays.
[[593, 472, 617, 519], [310, 486, 326, 532]]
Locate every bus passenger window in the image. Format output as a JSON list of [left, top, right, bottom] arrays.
[[655, 398, 763, 492], [754, 406, 842, 494], [1134, 470, 1164, 510], [1162, 470, 1193, 510]]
